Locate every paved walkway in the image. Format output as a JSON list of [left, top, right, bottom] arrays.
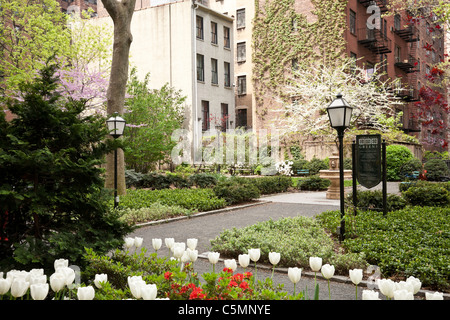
[[129, 182, 447, 300]]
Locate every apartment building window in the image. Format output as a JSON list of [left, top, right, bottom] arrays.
[[237, 75, 247, 95], [237, 8, 245, 29], [224, 62, 231, 87], [349, 10, 356, 35], [237, 109, 247, 128], [221, 103, 229, 131], [350, 52, 357, 72], [394, 14, 401, 31], [292, 58, 299, 71], [365, 62, 374, 80], [237, 42, 246, 63], [211, 58, 218, 85], [197, 54, 204, 82], [211, 22, 218, 44], [202, 101, 210, 131], [196, 16, 204, 40], [224, 26, 230, 48], [394, 45, 401, 63]]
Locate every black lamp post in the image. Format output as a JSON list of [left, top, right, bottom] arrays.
[[327, 93, 353, 242], [106, 112, 126, 208]]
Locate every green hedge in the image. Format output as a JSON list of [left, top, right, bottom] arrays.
[[213, 178, 261, 205], [316, 207, 450, 291], [118, 188, 226, 212], [296, 175, 331, 191]]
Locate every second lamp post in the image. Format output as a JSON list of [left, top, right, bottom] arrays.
[[326, 93, 353, 242]]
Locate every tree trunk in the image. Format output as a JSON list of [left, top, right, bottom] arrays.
[[101, 0, 136, 195]]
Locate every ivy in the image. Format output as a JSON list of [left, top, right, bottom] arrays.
[[252, 0, 348, 122]]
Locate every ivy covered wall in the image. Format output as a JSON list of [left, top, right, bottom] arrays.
[[252, 0, 348, 130]]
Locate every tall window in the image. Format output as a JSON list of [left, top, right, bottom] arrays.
[[237, 75, 246, 95], [349, 10, 356, 35], [224, 62, 230, 87], [211, 21, 218, 44], [236, 8, 245, 29], [197, 54, 204, 82], [202, 101, 210, 131], [394, 14, 401, 31], [223, 26, 230, 48], [221, 103, 229, 131], [211, 58, 218, 85], [237, 109, 247, 128], [394, 45, 401, 63], [196, 15, 203, 40], [237, 42, 246, 63]]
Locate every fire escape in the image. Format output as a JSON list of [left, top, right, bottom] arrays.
[[393, 15, 421, 132]]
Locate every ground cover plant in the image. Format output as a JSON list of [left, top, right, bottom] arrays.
[[210, 216, 368, 275], [316, 207, 450, 292]]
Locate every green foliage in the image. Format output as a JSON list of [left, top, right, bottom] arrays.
[[334, 207, 450, 291], [249, 176, 292, 194], [119, 188, 226, 212], [399, 158, 422, 179], [123, 68, 186, 172], [296, 175, 331, 191], [213, 178, 261, 205], [385, 145, 414, 181], [116, 203, 192, 225], [211, 216, 368, 274], [0, 62, 131, 270], [402, 185, 450, 207], [346, 190, 407, 212], [424, 158, 450, 181], [305, 157, 328, 175], [188, 173, 218, 188]]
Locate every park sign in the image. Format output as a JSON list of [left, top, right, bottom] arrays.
[[355, 134, 382, 189]]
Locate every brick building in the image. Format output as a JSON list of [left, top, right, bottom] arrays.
[[56, 0, 98, 16]]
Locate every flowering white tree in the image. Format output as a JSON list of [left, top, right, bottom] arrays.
[[276, 58, 405, 140]]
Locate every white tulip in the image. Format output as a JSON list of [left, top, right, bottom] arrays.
[[0, 277, 12, 295], [269, 252, 281, 266], [248, 248, 260, 262], [29, 269, 44, 278], [425, 291, 444, 300], [127, 275, 143, 287], [54, 259, 69, 270], [224, 259, 237, 272], [406, 276, 421, 294], [50, 272, 66, 292], [152, 238, 162, 251], [393, 289, 414, 300], [77, 286, 95, 300], [134, 237, 143, 248], [187, 248, 198, 262], [208, 252, 220, 265], [187, 238, 198, 250], [238, 254, 250, 268], [55, 267, 75, 286], [165, 238, 175, 249], [362, 289, 380, 300], [7, 270, 29, 282], [349, 269, 363, 285], [288, 267, 302, 284], [128, 276, 146, 299], [30, 283, 49, 300], [321, 264, 335, 279], [395, 281, 414, 294], [309, 257, 322, 272], [124, 237, 135, 249], [94, 274, 108, 289], [29, 274, 47, 285], [173, 243, 185, 259], [141, 284, 157, 300], [377, 278, 395, 299], [10, 278, 29, 298]]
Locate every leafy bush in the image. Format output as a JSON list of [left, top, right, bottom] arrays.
[[386, 145, 414, 181], [188, 173, 218, 188], [305, 157, 328, 175], [291, 159, 309, 173], [249, 176, 292, 194], [210, 216, 368, 274], [119, 188, 226, 212], [402, 185, 450, 207], [322, 207, 450, 291], [213, 178, 260, 205], [424, 159, 450, 181], [399, 158, 422, 179], [346, 190, 406, 212], [296, 175, 331, 191]]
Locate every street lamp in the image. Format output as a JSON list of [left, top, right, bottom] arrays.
[[106, 112, 126, 208], [327, 93, 353, 242]]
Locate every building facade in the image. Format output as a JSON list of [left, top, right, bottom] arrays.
[[56, 0, 98, 16], [96, 0, 235, 161]]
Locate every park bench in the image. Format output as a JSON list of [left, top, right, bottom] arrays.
[[296, 169, 310, 176]]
